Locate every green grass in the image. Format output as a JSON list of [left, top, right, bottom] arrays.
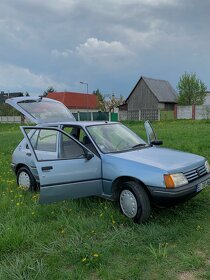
[[0, 121, 210, 279]]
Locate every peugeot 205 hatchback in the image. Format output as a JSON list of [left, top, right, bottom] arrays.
[[6, 97, 210, 223]]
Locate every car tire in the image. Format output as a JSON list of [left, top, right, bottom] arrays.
[[17, 167, 37, 192], [119, 181, 151, 223]]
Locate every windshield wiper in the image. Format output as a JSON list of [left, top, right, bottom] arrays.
[[132, 143, 147, 149]]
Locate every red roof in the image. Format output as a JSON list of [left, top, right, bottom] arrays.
[[47, 91, 98, 109]]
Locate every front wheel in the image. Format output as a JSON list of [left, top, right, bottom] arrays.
[[119, 181, 151, 223], [17, 167, 37, 192]]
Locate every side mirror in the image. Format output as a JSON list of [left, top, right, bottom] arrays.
[[85, 150, 94, 160], [151, 140, 163, 146]]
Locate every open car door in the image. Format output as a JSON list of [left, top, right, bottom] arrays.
[[144, 120, 163, 146], [21, 126, 102, 203], [6, 97, 75, 124]]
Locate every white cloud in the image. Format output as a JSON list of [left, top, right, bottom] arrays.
[[0, 64, 67, 93], [75, 38, 132, 59], [51, 38, 134, 69]]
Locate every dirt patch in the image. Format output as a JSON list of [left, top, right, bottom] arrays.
[[178, 271, 196, 280]]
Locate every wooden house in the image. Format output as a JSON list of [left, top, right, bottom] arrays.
[[126, 76, 177, 111], [119, 76, 177, 120]]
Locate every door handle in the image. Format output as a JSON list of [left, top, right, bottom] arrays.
[[41, 166, 53, 171], [26, 153, 31, 156]]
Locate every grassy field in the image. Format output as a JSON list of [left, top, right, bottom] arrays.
[[0, 120, 210, 280]]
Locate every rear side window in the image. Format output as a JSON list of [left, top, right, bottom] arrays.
[[30, 130, 39, 148], [36, 130, 57, 152], [25, 128, 87, 161]]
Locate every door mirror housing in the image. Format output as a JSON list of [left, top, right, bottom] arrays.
[[150, 140, 163, 146], [84, 150, 94, 160]]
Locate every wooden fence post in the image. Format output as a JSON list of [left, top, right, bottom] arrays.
[[192, 105, 195, 120]]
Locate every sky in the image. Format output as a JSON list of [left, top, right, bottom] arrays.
[[0, 0, 209, 98]]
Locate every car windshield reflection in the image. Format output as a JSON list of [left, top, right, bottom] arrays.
[[87, 123, 147, 153]]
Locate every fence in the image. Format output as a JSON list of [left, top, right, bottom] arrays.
[[119, 105, 210, 121], [1, 106, 210, 123], [119, 109, 159, 121], [72, 111, 118, 122], [0, 113, 119, 123], [0, 116, 22, 123], [160, 110, 174, 121], [175, 105, 210, 120]]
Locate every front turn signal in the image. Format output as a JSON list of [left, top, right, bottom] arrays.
[[164, 174, 175, 189]]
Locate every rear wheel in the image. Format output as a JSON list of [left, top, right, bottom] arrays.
[[119, 181, 151, 223], [17, 167, 37, 192]]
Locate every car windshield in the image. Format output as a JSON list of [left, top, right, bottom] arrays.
[[87, 123, 147, 153]]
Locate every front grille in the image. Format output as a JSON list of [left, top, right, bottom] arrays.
[[184, 164, 207, 182]]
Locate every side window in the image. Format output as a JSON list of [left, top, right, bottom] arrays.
[[63, 126, 79, 140], [63, 125, 87, 143], [27, 129, 58, 161], [62, 125, 98, 155], [26, 129, 39, 149], [36, 130, 57, 152], [60, 133, 84, 159], [30, 129, 39, 148], [79, 129, 86, 142]]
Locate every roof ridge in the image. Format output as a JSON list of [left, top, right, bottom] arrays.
[[142, 76, 169, 83]]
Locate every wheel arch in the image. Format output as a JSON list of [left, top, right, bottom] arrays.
[[15, 164, 39, 185], [111, 176, 152, 202], [16, 164, 39, 191], [15, 163, 28, 174]]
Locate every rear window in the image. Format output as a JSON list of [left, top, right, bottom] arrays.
[[18, 100, 75, 123]]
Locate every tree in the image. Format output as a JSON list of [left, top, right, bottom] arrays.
[[177, 72, 207, 105], [93, 89, 124, 112], [93, 89, 106, 111], [104, 94, 124, 112], [42, 86, 56, 97]]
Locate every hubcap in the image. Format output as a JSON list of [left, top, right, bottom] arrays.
[[120, 189, 138, 218], [18, 171, 30, 189]]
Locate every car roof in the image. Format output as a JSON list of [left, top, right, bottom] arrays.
[[37, 121, 119, 127]]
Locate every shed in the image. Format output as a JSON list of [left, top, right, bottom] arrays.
[[0, 91, 24, 103], [126, 76, 177, 111]]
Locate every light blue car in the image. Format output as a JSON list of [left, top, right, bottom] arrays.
[[6, 97, 210, 223]]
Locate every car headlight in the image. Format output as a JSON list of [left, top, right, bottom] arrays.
[[205, 161, 210, 173], [164, 173, 188, 189]]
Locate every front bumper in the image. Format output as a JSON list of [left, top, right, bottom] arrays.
[[147, 173, 210, 207]]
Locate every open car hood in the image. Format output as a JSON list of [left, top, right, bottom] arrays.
[[6, 97, 76, 124]]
